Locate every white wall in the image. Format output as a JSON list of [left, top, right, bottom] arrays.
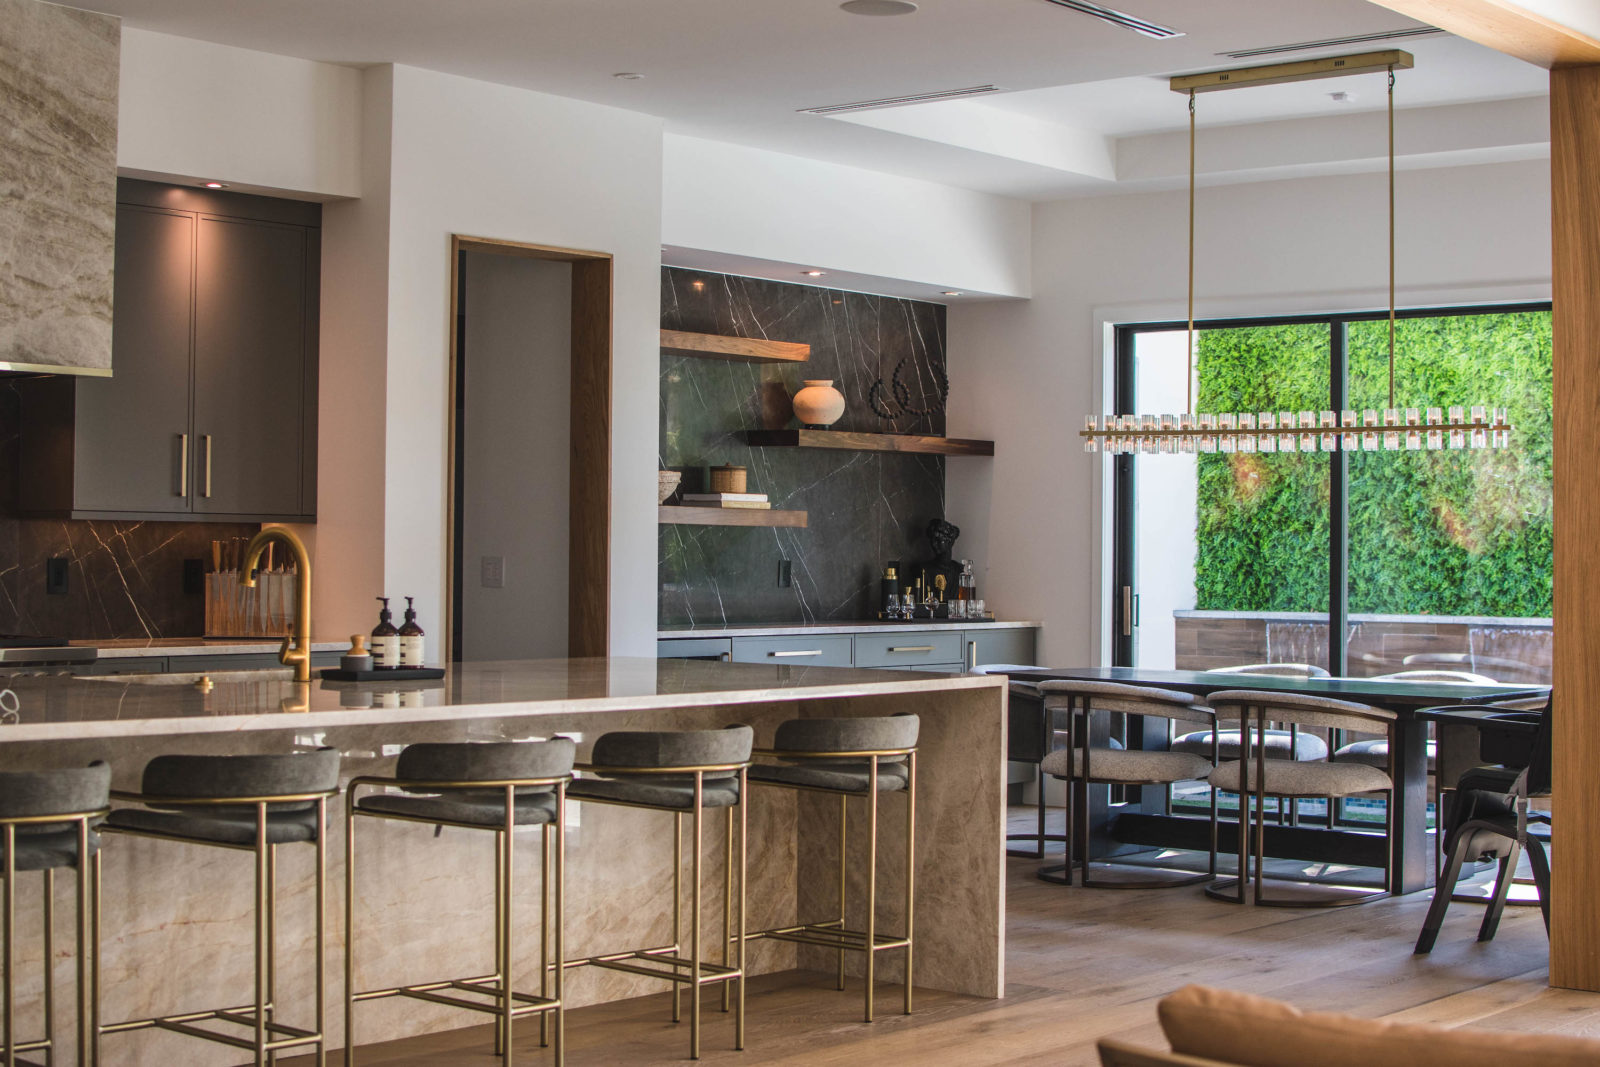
[[946, 158, 1553, 665], [117, 28, 361, 199], [383, 65, 664, 658], [662, 134, 1032, 299], [460, 253, 571, 661]]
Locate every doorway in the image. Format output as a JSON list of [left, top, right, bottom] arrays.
[[447, 237, 611, 662]]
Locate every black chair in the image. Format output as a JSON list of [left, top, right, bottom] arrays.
[[1414, 697, 1551, 954]]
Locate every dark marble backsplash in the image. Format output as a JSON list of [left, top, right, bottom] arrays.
[[659, 268, 949, 626], [0, 382, 257, 639]]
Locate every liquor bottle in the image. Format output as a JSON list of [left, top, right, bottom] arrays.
[[399, 596, 426, 667], [371, 597, 400, 670], [882, 565, 899, 618]]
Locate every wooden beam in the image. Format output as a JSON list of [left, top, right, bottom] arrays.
[[1363, 0, 1600, 68], [1551, 63, 1600, 992]]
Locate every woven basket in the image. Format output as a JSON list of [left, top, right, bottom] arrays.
[[658, 470, 682, 503], [709, 465, 748, 494]]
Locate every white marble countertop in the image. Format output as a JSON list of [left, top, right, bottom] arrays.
[[75, 638, 349, 659], [658, 620, 1041, 638], [0, 657, 1002, 742]]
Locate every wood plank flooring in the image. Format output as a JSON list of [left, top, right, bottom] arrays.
[[285, 808, 1594, 1065]]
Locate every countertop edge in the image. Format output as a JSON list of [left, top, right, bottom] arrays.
[[83, 640, 349, 659], [658, 621, 1042, 638]]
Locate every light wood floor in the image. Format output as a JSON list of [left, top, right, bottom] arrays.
[[289, 808, 1596, 1065]]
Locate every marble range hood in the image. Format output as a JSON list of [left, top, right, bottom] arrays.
[[0, 0, 119, 377]]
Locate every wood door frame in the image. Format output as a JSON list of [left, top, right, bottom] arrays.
[[446, 235, 612, 662]]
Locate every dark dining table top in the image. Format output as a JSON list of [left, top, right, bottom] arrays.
[[1008, 666, 1549, 712]]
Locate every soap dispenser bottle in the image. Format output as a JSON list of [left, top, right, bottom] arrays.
[[371, 597, 400, 670], [399, 596, 426, 668]]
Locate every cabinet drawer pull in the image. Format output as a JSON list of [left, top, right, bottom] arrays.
[[203, 434, 213, 498], [889, 645, 936, 653], [769, 649, 822, 658], [178, 433, 188, 497]]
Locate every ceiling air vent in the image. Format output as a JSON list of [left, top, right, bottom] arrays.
[[1041, 0, 1183, 40], [1220, 26, 1443, 59], [799, 85, 1006, 115]]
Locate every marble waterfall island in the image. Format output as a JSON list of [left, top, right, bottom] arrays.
[[0, 658, 1007, 1060]]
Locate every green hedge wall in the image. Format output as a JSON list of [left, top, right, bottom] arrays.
[[1193, 311, 1552, 618]]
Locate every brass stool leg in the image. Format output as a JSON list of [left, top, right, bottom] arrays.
[[864, 758, 878, 1024], [42, 869, 53, 1065], [904, 753, 916, 1016], [553, 787, 567, 1066], [671, 813, 682, 1025], [721, 808, 732, 1014], [540, 826, 550, 1049], [501, 789, 516, 1067], [493, 840, 506, 1058], [836, 796, 846, 992], [316, 798, 328, 1067], [92, 849, 101, 1067], [255, 805, 269, 1067], [735, 771, 747, 1052], [690, 776, 703, 1060], [267, 843, 278, 1067], [343, 804, 356, 1067]]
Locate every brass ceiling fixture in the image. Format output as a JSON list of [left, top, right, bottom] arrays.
[[1083, 49, 1512, 456]]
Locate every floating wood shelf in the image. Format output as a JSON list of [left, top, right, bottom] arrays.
[[660, 329, 810, 364], [659, 505, 809, 528], [744, 429, 995, 456]]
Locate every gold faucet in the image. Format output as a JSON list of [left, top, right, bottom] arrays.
[[240, 527, 313, 683]]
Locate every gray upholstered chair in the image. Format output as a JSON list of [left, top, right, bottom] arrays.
[[345, 739, 574, 1065], [101, 748, 340, 1062], [1172, 666, 1331, 767], [747, 715, 918, 1024], [968, 665, 1066, 858], [1204, 692, 1394, 906], [1205, 663, 1329, 678], [0, 762, 110, 1066], [568, 726, 752, 1060], [1036, 681, 1216, 888], [1331, 671, 1489, 774]]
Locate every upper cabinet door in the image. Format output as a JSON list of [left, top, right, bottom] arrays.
[[192, 215, 312, 518], [70, 205, 196, 513]]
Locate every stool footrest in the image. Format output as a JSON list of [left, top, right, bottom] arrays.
[[353, 973, 559, 1018], [586, 951, 742, 986], [751, 922, 910, 953], [103, 1007, 322, 1053]]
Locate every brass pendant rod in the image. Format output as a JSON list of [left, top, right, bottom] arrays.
[[1388, 66, 1396, 412], [1187, 89, 1196, 415]]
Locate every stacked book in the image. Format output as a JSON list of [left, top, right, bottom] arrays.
[[681, 492, 771, 510]]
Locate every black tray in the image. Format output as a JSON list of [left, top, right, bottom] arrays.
[[320, 667, 446, 682]]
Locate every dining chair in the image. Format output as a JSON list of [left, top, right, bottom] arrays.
[[1204, 663, 1330, 678], [1036, 681, 1217, 888], [1204, 690, 1395, 906], [969, 664, 1069, 858]]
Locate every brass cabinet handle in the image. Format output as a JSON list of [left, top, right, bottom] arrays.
[[769, 649, 822, 658], [178, 433, 188, 497], [203, 434, 212, 498], [889, 645, 936, 653]]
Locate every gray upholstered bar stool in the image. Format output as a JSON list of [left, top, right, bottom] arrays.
[[345, 739, 574, 1066], [566, 726, 751, 1061], [0, 762, 110, 1066], [1036, 681, 1216, 888], [1204, 691, 1395, 907], [100, 747, 340, 1064], [746, 715, 917, 1024]]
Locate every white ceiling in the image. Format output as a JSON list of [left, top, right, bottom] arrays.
[[83, 0, 1550, 201]]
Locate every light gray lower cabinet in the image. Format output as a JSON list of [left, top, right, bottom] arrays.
[[656, 638, 733, 660], [660, 628, 1037, 670], [963, 627, 1038, 668], [853, 631, 963, 669], [729, 635, 854, 668]]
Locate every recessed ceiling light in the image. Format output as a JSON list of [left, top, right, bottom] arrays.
[[202, 181, 227, 189], [941, 291, 963, 297], [1328, 90, 1356, 103], [802, 270, 826, 277], [840, 0, 918, 15], [612, 72, 644, 80]]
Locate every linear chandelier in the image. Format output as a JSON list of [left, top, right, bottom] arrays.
[[1082, 50, 1512, 456]]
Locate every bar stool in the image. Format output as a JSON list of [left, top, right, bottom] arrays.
[[0, 762, 109, 1066], [747, 715, 917, 1024], [345, 739, 573, 1066], [100, 748, 340, 1064], [1036, 681, 1216, 888], [1204, 691, 1394, 906], [567, 726, 751, 1060], [969, 665, 1066, 859]]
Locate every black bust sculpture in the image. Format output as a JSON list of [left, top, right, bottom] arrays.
[[912, 518, 963, 602]]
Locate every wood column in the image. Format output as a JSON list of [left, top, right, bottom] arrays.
[[1551, 63, 1600, 992]]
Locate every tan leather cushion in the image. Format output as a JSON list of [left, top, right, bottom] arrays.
[[1159, 985, 1600, 1067]]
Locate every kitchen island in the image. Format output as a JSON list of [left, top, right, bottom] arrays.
[[0, 658, 1006, 1060]]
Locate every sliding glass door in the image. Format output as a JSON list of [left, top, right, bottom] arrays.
[[1114, 304, 1552, 686]]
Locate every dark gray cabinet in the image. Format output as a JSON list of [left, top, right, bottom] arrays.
[[21, 180, 320, 522]]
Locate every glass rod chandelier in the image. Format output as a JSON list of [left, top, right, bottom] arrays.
[[1082, 50, 1512, 456]]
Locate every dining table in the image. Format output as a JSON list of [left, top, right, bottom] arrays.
[[1009, 666, 1550, 895]]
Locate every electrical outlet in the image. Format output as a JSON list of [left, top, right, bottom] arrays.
[[777, 559, 792, 588], [45, 558, 68, 596], [182, 558, 205, 596], [481, 555, 506, 589]]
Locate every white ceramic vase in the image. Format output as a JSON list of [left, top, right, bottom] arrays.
[[792, 380, 846, 427]]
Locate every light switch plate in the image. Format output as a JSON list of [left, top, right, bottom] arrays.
[[481, 555, 506, 589]]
